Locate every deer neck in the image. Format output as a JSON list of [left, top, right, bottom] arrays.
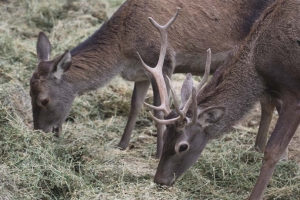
[[198, 43, 266, 139], [64, 18, 124, 95]]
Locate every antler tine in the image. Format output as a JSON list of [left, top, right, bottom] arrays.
[[148, 111, 181, 125], [196, 48, 211, 95], [137, 51, 170, 114], [137, 52, 168, 114], [137, 52, 155, 74], [148, 8, 180, 32], [137, 9, 180, 115], [166, 76, 185, 119], [148, 8, 180, 70], [182, 48, 212, 114]]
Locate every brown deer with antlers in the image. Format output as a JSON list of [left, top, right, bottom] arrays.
[[30, 0, 275, 158], [142, 0, 300, 198]]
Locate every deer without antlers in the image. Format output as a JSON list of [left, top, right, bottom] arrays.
[[30, 0, 275, 159], [146, 0, 300, 199]]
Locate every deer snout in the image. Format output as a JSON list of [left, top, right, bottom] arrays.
[[154, 173, 176, 186], [33, 123, 62, 137], [33, 123, 51, 133]]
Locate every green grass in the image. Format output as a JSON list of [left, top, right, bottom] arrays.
[[0, 0, 299, 199]]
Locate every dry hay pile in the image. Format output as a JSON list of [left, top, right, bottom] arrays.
[[0, 0, 299, 199]]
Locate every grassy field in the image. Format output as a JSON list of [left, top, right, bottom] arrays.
[[0, 0, 299, 199]]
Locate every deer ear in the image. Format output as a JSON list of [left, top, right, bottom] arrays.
[[52, 50, 72, 81], [197, 106, 225, 128], [180, 73, 193, 109], [37, 32, 51, 61]]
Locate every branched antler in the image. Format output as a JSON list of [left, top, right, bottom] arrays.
[[137, 8, 211, 126], [137, 8, 180, 116]]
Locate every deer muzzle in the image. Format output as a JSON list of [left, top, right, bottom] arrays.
[[154, 171, 177, 186]]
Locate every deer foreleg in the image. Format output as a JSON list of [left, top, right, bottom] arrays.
[[255, 95, 276, 152], [249, 98, 300, 200], [118, 80, 150, 150], [255, 96, 289, 160], [272, 98, 289, 160]]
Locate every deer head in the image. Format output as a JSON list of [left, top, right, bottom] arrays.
[[30, 32, 75, 136], [137, 11, 226, 185], [154, 101, 225, 186], [145, 49, 225, 186]]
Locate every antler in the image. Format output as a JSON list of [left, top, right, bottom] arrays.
[[148, 49, 211, 126], [137, 8, 211, 126], [181, 49, 211, 114], [165, 49, 211, 126], [137, 9, 180, 117]]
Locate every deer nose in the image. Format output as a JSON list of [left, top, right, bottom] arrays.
[[153, 174, 174, 186], [33, 123, 51, 133]]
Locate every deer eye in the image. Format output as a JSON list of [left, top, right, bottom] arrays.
[[41, 98, 49, 107], [179, 144, 189, 153]]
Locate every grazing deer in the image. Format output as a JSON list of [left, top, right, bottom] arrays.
[[145, 0, 299, 198], [30, 0, 275, 158]]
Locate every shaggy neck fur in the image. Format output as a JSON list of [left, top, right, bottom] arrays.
[[196, 0, 293, 139], [197, 13, 271, 139]]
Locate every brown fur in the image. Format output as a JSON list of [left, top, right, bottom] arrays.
[[30, 0, 275, 156], [64, 0, 275, 91], [155, 0, 300, 199]]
